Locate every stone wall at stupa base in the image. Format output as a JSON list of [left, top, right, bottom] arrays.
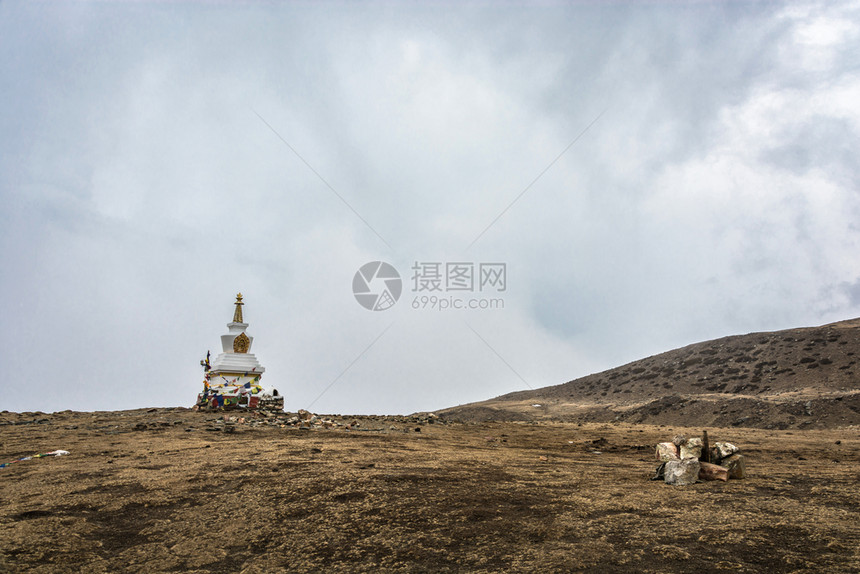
[[196, 375, 283, 411], [196, 390, 284, 411]]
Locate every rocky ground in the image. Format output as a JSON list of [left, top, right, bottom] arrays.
[[1, 408, 859, 573]]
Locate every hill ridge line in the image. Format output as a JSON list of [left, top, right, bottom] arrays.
[[437, 317, 860, 429]]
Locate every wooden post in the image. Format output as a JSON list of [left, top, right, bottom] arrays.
[[701, 430, 710, 463]]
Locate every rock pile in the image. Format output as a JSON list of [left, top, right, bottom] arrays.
[[654, 431, 747, 485], [204, 411, 443, 432]]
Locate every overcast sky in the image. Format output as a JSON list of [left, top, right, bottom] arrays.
[[2, 1, 859, 414]]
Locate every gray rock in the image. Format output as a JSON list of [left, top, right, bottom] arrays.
[[664, 459, 700, 486], [720, 454, 746, 479], [714, 442, 739, 459], [656, 442, 679, 461], [680, 437, 703, 460]]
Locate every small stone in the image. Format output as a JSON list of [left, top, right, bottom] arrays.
[[672, 435, 687, 447]]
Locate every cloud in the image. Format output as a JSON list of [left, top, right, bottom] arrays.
[[1, 1, 859, 414]]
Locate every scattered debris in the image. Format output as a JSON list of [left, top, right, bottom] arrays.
[[1, 450, 70, 469]]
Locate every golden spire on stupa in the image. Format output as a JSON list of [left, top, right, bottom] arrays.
[[232, 292, 244, 323]]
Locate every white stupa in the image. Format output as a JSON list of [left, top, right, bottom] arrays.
[[197, 293, 281, 410]]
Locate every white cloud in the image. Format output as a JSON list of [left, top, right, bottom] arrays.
[[1, 2, 859, 414]]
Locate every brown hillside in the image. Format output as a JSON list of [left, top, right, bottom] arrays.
[[438, 318, 860, 429]]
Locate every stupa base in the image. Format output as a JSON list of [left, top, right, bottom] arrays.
[[196, 384, 283, 412]]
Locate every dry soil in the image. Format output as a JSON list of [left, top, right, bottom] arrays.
[[1, 408, 859, 573]]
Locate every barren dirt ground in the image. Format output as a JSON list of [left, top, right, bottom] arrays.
[[1, 409, 859, 573]]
